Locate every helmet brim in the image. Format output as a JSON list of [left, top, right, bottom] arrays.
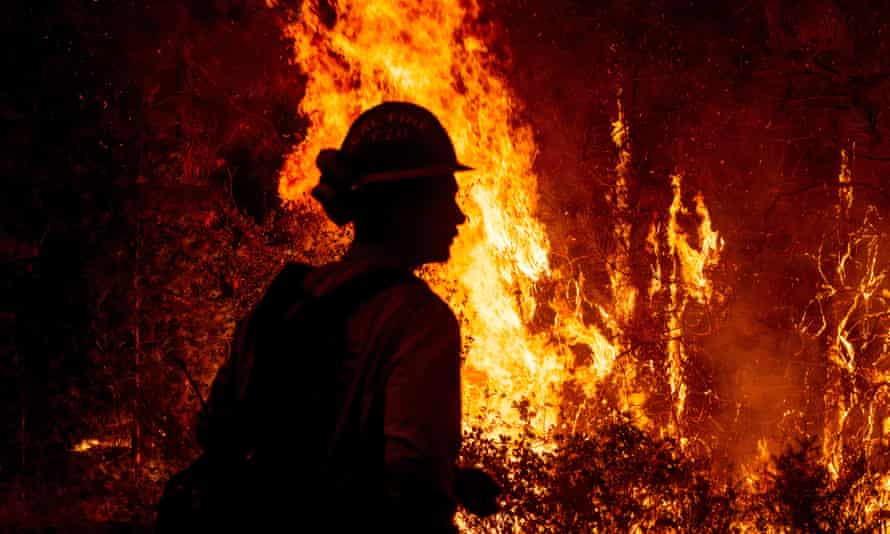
[[352, 162, 473, 189]]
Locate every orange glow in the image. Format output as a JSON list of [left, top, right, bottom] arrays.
[[838, 144, 854, 215], [277, 2, 888, 529], [740, 438, 774, 495], [604, 96, 647, 429], [793, 149, 890, 519], [661, 173, 723, 431], [279, 0, 583, 441], [608, 95, 638, 324], [71, 438, 129, 453], [72, 438, 103, 453], [277, 0, 723, 447]]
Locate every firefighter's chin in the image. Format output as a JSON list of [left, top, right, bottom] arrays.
[[425, 245, 451, 264], [420, 234, 456, 264]]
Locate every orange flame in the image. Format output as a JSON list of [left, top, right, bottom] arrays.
[[71, 437, 129, 453], [278, 0, 593, 441], [606, 96, 648, 428], [608, 95, 638, 324], [661, 173, 723, 431], [838, 144, 854, 215], [792, 150, 890, 523]]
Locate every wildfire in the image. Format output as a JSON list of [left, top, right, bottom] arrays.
[[278, 0, 728, 443], [802, 150, 889, 482], [277, 0, 725, 445], [276, 1, 888, 530], [741, 438, 775, 494]]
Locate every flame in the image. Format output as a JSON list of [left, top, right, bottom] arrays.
[[72, 438, 103, 453], [661, 173, 723, 430], [278, 0, 592, 440], [646, 222, 663, 299], [820, 149, 863, 480], [608, 96, 638, 324], [71, 437, 129, 453], [818, 219, 890, 520], [793, 149, 890, 525], [276, 0, 729, 453], [838, 144, 854, 215], [266, 5, 890, 531], [268, 2, 884, 529], [605, 97, 653, 429], [668, 175, 723, 307], [741, 438, 775, 494]]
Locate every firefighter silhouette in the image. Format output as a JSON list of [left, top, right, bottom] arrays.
[[158, 102, 498, 533]]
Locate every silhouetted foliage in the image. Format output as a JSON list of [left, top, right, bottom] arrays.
[[461, 419, 885, 533]]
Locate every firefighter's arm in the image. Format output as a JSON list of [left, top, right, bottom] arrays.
[[381, 296, 462, 532]]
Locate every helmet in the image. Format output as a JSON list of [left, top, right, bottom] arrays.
[[312, 101, 472, 224]]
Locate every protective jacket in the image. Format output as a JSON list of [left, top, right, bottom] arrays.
[[196, 243, 462, 532]]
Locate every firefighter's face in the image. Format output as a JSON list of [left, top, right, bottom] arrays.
[[392, 175, 466, 264]]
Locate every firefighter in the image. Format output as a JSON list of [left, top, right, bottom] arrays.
[[302, 101, 470, 532], [168, 102, 486, 533]]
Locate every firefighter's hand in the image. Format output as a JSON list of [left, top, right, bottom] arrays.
[[454, 466, 501, 517]]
